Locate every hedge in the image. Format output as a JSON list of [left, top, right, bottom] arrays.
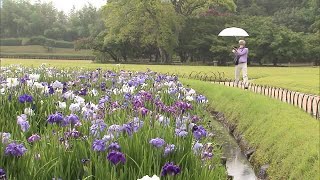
[[0, 52, 94, 60], [0, 37, 74, 48], [0, 38, 23, 46]]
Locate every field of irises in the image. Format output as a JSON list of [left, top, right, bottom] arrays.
[[2, 59, 319, 95], [0, 64, 226, 180]]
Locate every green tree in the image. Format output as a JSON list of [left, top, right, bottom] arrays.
[[170, 0, 235, 16], [102, 0, 183, 63], [177, 15, 235, 64], [304, 32, 320, 66]]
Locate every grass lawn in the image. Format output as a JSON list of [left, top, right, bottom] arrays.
[[181, 79, 319, 180], [1, 58, 319, 95]]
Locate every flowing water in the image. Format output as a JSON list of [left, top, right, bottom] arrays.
[[210, 116, 257, 180]]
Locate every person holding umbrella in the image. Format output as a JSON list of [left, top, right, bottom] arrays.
[[218, 27, 250, 89], [232, 40, 249, 89]]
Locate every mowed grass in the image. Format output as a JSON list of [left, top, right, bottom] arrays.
[[0, 45, 93, 55], [1, 58, 319, 95], [181, 79, 319, 180]]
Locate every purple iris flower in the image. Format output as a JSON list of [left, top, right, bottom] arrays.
[[0, 132, 11, 144], [108, 124, 122, 137], [168, 87, 178, 94], [62, 83, 68, 93], [48, 86, 54, 94], [127, 80, 134, 87], [98, 96, 109, 105], [78, 75, 87, 79], [111, 101, 120, 108], [192, 125, 207, 140], [202, 151, 213, 159], [0, 168, 6, 178], [121, 124, 133, 136], [5, 142, 27, 156], [107, 151, 126, 165], [64, 114, 80, 126], [193, 142, 203, 154], [27, 134, 41, 143], [130, 117, 144, 132], [17, 114, 30, 132], [19, 76, 29, 84], [83, 108, 97, 120], [47, 112, 64, 125], [142, 91, 152, 101], [18, 94, 33, 103], [175, 129, 188, 137], [138, 78, 145, 84], [124, 93, 132, 100], [65, 130, 81, 139], [165, 106, 177, 114], [100, 82, 106, 91], [175, 116, 189, 129], [161, 162, 181, 176], [191, 115, 200, 123], [196, 95, 208, 103], [90, 120, 107, 137], [164, 144, 175, 156], [92, 139, 106, 152], [139, 107, 149, 116], [133, 99, 144, 108], [79, 88, 87, 96], [108, 142, 121, 152], [149, 138, 166, 148], [175, 101, 192, 112]]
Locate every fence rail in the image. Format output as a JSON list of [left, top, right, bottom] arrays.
[[172, 71, 320, 119]]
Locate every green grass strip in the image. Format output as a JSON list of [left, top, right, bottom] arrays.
[[181, 78, 319, 180]]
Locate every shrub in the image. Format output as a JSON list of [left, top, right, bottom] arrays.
[[27, 36, 47, 45], [54, 40, 74, 48]]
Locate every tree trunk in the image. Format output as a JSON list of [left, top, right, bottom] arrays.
[[123, 55, 127, 62], [165, 51, 171, 63], [155, 52, 159, 62], [179, 52, 188, 63], [273, 58, 278, 66], [159, 47, 165, 63], [106, 49, 119, 62]]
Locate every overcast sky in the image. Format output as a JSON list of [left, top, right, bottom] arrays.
[[30, 0, 107, 13]]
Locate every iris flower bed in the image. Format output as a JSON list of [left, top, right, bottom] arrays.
[[0, 65, 226, 180]]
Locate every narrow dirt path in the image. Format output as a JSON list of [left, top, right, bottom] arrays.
[[212, 81, 320, 119]]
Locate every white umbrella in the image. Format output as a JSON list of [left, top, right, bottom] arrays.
[[218, 27, 249, 37]]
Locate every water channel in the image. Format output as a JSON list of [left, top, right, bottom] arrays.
[[210, 115, 257, 180]]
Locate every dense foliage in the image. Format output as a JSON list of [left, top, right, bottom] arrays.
[[0, 0, 104, 41], [0, 0, 319, 65]]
